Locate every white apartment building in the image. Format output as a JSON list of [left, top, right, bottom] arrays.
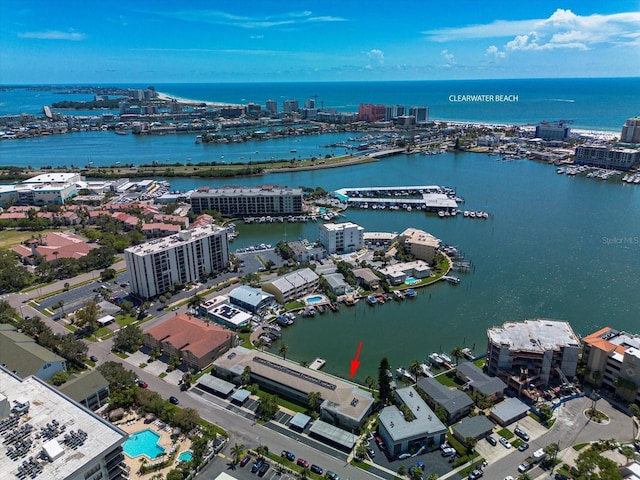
[[318, 222, 364, 254], [261, 267, 319, 304], [125, 225, 229, 299], [0, 368, 128, 480]]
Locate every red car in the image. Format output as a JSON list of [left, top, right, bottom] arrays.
[[296, 458, 309, 468], [240, 454, 251, 467], [137, 380, 148, 388]]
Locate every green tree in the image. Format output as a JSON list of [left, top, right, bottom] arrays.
[[450, 346, 465, 366], [113, 324, 144, 353], [74, 299, 101, 333], [231, 443, 245, 464], [409, 465, 423, 480], [173, 408, 201, 432], [256, 445, 269, 458], [51, 370, 70, 386], [355, 442, 367, 460], [256, 394, 279, 420], [241, 366, 252, 385], [278, 343, 289, 360], [166, 470, 185, 480], [364, 375, 378, 394], [408, 360, 422, 381], [308, 391, 321, 413], [254, 337, 267, 351], [98, 361, 137, 389], [543, 442, 559, 469], [397, 466, 408, 477], [56, 333, 88, 368], [378, 357, 392, 405], [464, 436, 477, 454], [620, 445, 636, 462], [100, 268, 117, 281], [539, 403, 553, 423], [427, 474, 439, 480]]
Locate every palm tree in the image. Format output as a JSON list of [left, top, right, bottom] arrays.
[[254, 337, 267, 351], [279, 343, 289, 360], [408, 360, 422, 381], [364, 375, 378, 394], [299, 467, 311, 480], [427, 474, 439, 480], [230, 443, 245, 464], [397, 466, 408, 477], [241, 366, 251, 385], [256, 445, 268, 459], [308, 391, 321, 413], [544, 442, 559, 471], [450, 346, 465, 366]]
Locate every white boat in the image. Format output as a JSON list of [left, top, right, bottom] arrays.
[[438, 210, 445, 218], [429, 353, 444, 365], [469, 211, 476, 218], [463, 211, 470, 217]]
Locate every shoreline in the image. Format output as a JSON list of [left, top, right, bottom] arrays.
[[155, 91, 243, 108]]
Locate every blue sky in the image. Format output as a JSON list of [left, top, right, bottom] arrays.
[[1, 1, 639, 84]]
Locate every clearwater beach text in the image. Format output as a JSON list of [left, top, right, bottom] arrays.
[[449, 94, 519, 102]]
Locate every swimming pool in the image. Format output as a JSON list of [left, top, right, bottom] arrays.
[[178, 450, 193, 462], [123, 429, 165, 459], [306, 295, 323, 304], [405, 277, 419, 285]]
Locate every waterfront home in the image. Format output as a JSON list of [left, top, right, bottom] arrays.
[[416, 377, 474, 424], [228, 285, 275, 314], [378, 386, 447, 456], [456, 362, 507, 403], [322, 273, 348, 296], [262, 267, 319, 304], [352, 267, 381, 290]]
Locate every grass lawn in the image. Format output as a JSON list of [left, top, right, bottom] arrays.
[[0, 228, 67, 250], [497, 427, 515, 440], [253, 387, 308, 414], [435, 370, 463, 388]]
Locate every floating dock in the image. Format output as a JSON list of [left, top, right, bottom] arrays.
[[309, 358, 326, 370]]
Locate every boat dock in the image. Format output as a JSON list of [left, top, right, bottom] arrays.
[[333, 185, 461, 213], [309, 358, 326, 370]]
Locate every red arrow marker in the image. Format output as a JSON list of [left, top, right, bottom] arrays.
[[349, 341, 363, 378]]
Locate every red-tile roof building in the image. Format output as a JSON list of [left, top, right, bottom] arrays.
[[143, 314, 237, 370]]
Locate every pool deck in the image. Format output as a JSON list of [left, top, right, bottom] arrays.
[[114, 413, 192, 478]]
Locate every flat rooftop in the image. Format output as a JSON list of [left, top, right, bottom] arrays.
[[214, 347, 373, 423], [125, 224, 227, 256], [488, 319, 580, 351], [0, 369, 127, 480]]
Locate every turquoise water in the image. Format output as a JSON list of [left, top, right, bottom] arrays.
[[405, 277, 418, 285], [306, 296, 323, 304], [178, 451, 193, 462], [123, 429, 165, 459]]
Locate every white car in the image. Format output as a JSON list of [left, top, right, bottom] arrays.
[[499, 437, 512, 449], [504, 476, 514, 480]]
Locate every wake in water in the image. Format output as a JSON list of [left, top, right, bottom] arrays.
[[550, 98, 575, 102]]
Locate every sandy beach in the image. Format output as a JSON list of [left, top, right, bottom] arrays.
[[156, 91, 243, 108]]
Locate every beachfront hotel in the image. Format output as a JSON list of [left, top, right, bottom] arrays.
[[486, 319, 581, 392], [124, 225, 229, 299], [621, 117, 640, 144], [582, 327, 640, 403], [213, 346, 374, 429], [0, 367, 128, 480], [189, 185, 303, 216], [318, 221, 364, 254]]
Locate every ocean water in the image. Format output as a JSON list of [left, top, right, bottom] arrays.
[[2, 77, 639, 131]]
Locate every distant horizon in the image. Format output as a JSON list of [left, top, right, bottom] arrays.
[[2, 75, 640, 88]]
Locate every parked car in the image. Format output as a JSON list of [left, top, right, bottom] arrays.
[[514, 427, 529, 441], [240, 454, 251, 467], [258, 463, 270, 477], [137, 380, 148, 388], [499, 437, 512, 449], [281, 451, 295, 462], [326, 471, 340, 480], [468, 469, 484, 480], [554, 474, 572, 480], [169, 396, 179, 405], [485, 435, 497, 446], [296, 458, 309, 468], [89, 355, 98, 362], [518, 462, 532, 473], [366, 447, 376, 459], [311, 465, 324, 475], [441, 447, 456, 457], [518, 442, 529, 452], [251, 458, 265, 473]]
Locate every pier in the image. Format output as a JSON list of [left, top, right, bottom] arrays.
[[333, 185, 460, 212]]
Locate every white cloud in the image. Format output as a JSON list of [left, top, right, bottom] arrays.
[[423, 9, 640, 52], [367, 49, 384, 67], [441, 49, 455, 64], [158, 10, 346, 29], [18, 30, 86, 40], [485, 45, 505, 59]]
